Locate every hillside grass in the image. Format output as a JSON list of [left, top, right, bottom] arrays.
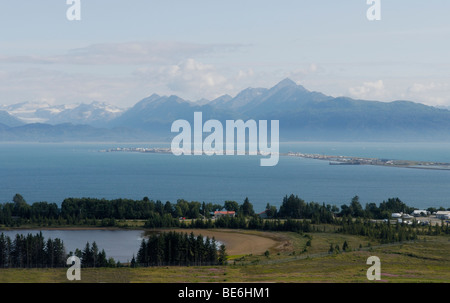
[[0, 230, 449, 283]]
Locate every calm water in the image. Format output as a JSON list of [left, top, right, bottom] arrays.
[[2, 141, 450, 262], [0, 229, 144, 262], [0, 142, 450, 211]]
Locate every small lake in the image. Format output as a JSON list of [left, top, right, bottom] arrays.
[[0, 229, 145, 263]]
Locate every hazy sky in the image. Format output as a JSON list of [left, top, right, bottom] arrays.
[[1, 0, 450, 108]]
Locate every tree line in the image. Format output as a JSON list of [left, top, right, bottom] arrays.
[[0, 230, 230, 268], [135, 231, 226, 267], [1, 193, 449, 245], [0, 232, 66, 268], [0, 193, 334, 226], [68, 241, 118, 268], [0, 231, 120, 268], [2, 193, 446, 225]]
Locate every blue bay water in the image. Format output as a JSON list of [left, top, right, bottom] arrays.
[[0, 142, 450, 211], [0, 229, 144, 263]]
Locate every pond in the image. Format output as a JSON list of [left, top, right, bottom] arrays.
[[0, 229, 145, 263]]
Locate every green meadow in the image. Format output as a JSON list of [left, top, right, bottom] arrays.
[[1, 229, 449, 283]]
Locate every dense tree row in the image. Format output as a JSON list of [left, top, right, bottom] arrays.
[[0, 232, 66, 268], [340, 196, 415, 219], [186, 216, 313, 233], [2, 193, 449, 246], [0, 194, 225, 226], [136, 231, 226, 266], [277, 194, 336, 223], [0, 231, 119, 268], [336, 216, 418, 244], [3, 193, 448, 225], [69, 241, 117, 268]]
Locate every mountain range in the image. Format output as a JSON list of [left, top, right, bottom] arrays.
[[2, 78, 450, 142]]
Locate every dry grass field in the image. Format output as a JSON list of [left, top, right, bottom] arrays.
[[0, 228, 449, 283]]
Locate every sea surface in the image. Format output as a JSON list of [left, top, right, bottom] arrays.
[[2, 141, 450, 262], [0, 141, 450, 211]]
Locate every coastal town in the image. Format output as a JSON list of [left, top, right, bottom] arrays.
[[100, 147, 450, 171], [99, 147, 172, 154], [286, 152, 450, 170]]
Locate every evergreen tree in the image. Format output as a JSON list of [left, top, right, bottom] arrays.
[[82, 242, 94, 267], [218, 244, 227, 265], [342, 240, 349, 252], [241, 197, 255, 217]]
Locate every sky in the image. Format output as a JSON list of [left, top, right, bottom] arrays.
[[0, 0, 450, 108]]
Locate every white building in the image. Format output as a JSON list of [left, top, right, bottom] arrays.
[[214, 211, 236, 218], [411, 210, 428, 217], [436, 211, 450, 220]]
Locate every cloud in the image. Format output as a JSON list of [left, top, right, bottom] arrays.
[[133, 58, 232, 100], [348, 80, 386, 100], [405, 82, 450, 107], [0, 41, 243, 65], [408, 82, 444, 94], [346, 79, 450, 107], [236, 68, 255, 81], [0, 41, 250, 105], [0, 67, 140, 106], [287, 63, 324, 79]]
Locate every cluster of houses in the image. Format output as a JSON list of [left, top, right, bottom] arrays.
[[390, 210, 450, 225], [212, 211, 236, 218], [184, 209, 450, 224]]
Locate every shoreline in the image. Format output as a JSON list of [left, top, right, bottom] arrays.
[[285, 152, 450, 170], [0, 226, 283, 257], [100, 147, 450, 171], [0, 226, 143, 231]]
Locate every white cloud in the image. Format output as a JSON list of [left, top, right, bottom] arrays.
[[133, 58, 231, 100], [0, 41, 243, 66], [348, 80, 386, 100], [405, 82, 450, 107], [236, 68, 255, 81], [346, 79, 450, 107], [286, 63, 324, 80], [0, 67, 139, 106]]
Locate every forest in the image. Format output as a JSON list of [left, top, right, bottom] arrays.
[[1, 193, 449, 245], [2, 193, 443, 225], [135, 231, 227, 267], [0, 232, 66, 268], [0, 231, 119, 268], [0, 230, 228, 269]]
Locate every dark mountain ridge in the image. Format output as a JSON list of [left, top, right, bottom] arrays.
[[2, 79, 450, 142]]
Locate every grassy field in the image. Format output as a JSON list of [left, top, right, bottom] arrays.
[[1, 229, 449, 283]]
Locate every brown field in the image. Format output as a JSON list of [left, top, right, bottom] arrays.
[[158, 228, 287, 256]]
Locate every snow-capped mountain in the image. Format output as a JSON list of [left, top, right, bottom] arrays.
[[3, 78, 450, 142], [0, 102, 69, 124], [1, 101, 125, 126], [46, 101, 124, 127]]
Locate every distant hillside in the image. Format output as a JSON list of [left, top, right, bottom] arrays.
[[0, 110, 25, 127], [3, 79, 450, 142], [0, 101, 124, 126], [106, 78, 450, 141]]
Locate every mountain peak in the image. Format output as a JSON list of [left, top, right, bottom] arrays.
[[269, 78, 308, 94], [274, 78, 298, 88]]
